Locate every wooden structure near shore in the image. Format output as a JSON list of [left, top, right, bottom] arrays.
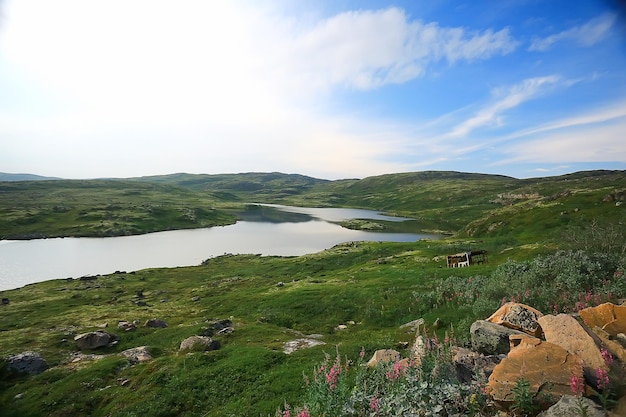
[[446, 250, 487, 268]]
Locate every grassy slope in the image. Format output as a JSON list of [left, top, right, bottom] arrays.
[[0, 180, 237, 239], [0, 169, 624, 416]]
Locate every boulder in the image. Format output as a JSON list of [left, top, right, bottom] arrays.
[[74, 330, 118, 350], [120, 346, 153, 364], [117, 321, 136, 331], [283, 338, 325, 354], [399, 318, 424, 332], [580, 303, 626, 336], [179, 336, 219, 352], [537, 395, 606, 417], [200, 319, 232, 336], [452, 346, 504, 384], [486, 302, 544, 337], [6, 351, 48, 375], [487, 335, 584, 409], [367, 349, 401, 368], [470, 320, 531, 355], [144, 318, 168, 328], [537, 314, 607, 384]]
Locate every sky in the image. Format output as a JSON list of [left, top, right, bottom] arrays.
[[1, 0, 625, 180]]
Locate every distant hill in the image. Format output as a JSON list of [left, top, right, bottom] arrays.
[[0, 172, 62, 181]]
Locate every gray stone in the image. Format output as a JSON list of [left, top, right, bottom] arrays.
[[74, 330, 118, 350], [537, 395, 606, 417], [283, 338, 325, 354], [179, 336, 219, 352], [470, 320, 530, 355], [6, 351, 48, 375], [144, 318, 168, 328], [120, 346, 153, 364]]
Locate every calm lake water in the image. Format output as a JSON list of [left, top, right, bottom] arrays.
[[0, 205, 438, 291]]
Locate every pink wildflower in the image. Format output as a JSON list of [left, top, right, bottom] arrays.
[[325, 364, 341, 390], [283, 409, 291, 417], [296, 408, 310, 417], [601, 348, 614, 367], [596, 368, 610, 390], [369, 396, 380, 412], [359, 348, 365, 359], [570, 374, 585, 396]]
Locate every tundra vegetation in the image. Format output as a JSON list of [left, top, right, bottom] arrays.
[[0, 170, 625, 416]]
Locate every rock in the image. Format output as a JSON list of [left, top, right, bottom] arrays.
[[617, 333, 626, 348], [367, 349, 400, 368], [335, 324, 348, 331], [487, 335, 584, 409], [144, 318, 168, 328], [276, 281, 284, 287], [1, 298, 9, 305], [283, 338, 325, 354], [537, 395, 606, 417], [117, 321, 136, 331], [179, 336, 219, 352], [399, 318, 424, 332], [580, 303, 626, 336], [6, 351, 49, 375], [452, 346, 504, 384], [432, 318, 442, 328], [191, 296, 200, 302], [470, 320, 531, 355], [120, 346, 153, 364], [611, 395, 626, 417], [74, 330, 118, 350], [412, 335, 433, 365], [200, 319, 232, 336], [486, 302, 544, 337], [537, 314, 607, 384]]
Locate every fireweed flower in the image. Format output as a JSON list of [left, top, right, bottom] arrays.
[[596, 368, 610, 390], [570, 374, 585, 396], [369, 396, 380, 412], [601, 348, 614, 366], [296, 408, 310, 417]]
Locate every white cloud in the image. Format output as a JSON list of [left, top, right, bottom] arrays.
[[529, 13, 616, 51], [447, 75, 561, 138], [286, 7, 518, 91]]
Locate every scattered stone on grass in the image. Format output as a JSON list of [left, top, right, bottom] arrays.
[[470, 319, 530, 355], [367, 349, 400, 368], [144, 318, 168, 328], [179, 336, 219, 352], [283, 338, 325, 354], [74, 330, 118, 350], [6, 351, 49, 375], [120, 346, 153, 364]]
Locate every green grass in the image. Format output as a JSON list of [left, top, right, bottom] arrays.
[[0, 169, 625, 416]]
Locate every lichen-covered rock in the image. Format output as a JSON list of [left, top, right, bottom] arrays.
[[580, 302, 626, 336], [486, 302, 544, 337], [470, 320, 530, 355], [452, 346, 503, 383], [487, 335, 584, 409], [120, 346, 153, 363], [6, 351, 48, 375], [179, 336, 219, 352], [283, 338, 325, 354], [74, 330, 117, 350], [144, 318, 168, 328], [537, 395, 607, 417], [537, 314, 607, 384]]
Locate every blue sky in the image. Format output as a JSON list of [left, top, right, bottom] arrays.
[[1, 0, 625, 180]]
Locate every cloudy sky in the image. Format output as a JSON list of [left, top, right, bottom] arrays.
[[1, 0, 625, 180]]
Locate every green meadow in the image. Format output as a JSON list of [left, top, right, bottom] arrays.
[[0, 170, 624, 416]]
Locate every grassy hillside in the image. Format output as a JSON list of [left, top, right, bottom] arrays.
[[0, 169, 625, 416], [0, 180, 237, 239]]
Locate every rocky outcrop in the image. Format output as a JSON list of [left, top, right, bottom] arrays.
[[470, 320, 531, 355], [179, 336, 219, 352], [537, 313, 607, 384], [74, 330, 118, 350], [580, 303, 626, 336], [452, 346, 503, 383], [486, 302, 543, 337], [6, 351, 49, 375], [487, 335, 584, 408]]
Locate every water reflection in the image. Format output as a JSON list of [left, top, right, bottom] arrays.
[[0, 205, 438, 290]]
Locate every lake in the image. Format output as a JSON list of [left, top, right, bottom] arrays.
[[0, 204, 439, 290]]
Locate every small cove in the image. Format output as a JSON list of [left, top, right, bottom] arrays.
[[0, 204, 440, 290]]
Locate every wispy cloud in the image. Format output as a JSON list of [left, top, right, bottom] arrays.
[[529, 13, 616, 51], [447, 75, 561, 138], [286, 7, 518, 90]]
